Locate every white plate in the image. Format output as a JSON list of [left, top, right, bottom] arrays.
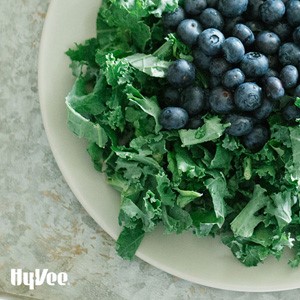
[[38, 0, 300, 292]]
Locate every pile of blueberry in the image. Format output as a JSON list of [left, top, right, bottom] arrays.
[[158, 0, 300, 151]]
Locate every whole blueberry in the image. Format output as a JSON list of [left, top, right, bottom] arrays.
[[162, 7, 186, 30], [293, 26, 300, 46], [184, 0, 207, 15], [283, 104, 300, 123], [193, 48, 212, 70], [218, 0, 249, 18], [286, 0, 300, 27], [273, 22, 293, 42], [294, 84, 300, 96], [232, 23, 255, 46], [264, 76, 285, 100], [242, 125, 270, 152], [222, 37, 245, 64], [278, 43, 300, 66], [167, 59, 196, 88], [198, 8, 224, 30], [180, 85, 206, 116], [226, 114, 254, 136], [253, 98, 274, 120], [256, 31, 281, 55], [259, 0, 286, 24], [280, 65, 299, 89], [209, 87, 235, 113], [198, 28, 225, 56], [209, 57, 231, 77], [163, 87, 181, 107], [177, 19, 203, 47], [186, 115, 204, 129], [159, 107, 189, 130], [234, 82, 262, 111], [240, 52, 269, 77], [222, 68, 245, 89]]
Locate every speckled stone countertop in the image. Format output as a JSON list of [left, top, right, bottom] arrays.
[[1, 1, 300, 299]]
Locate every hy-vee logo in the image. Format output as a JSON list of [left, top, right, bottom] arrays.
[[11, 269, 69, 290]]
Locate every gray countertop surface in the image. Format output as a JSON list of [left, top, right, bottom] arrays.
[[1, 1, 300, 299]]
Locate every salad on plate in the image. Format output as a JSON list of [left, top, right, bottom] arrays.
[[65, 0, 300, 267]]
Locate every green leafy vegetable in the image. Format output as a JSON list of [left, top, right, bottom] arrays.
[[126, 53, 171, 77], [65, 79, 108, 147], [179, 116, 230, 146], [65, 0, 300, 267], [231, 185, 269, 238], [126, 84, 162, 133], [116, 225, 145, 260], [289, 126, 300, 182], [175, 188, 203, 208], [204, 171, 227, 227]]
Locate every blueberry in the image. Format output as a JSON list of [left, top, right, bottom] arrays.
[[193, 48, 212, 70], [222, 37, 245, 64], [209, 57, 231, 77], [163, 87, 181, 107], [162, 7, 186, 30], [246, 0, 264, 20], [226, 114, 254, 136], [286, 0, 300, 27], [256, 31, 281, 55], [259, 0, 285, 24], [234, 82, 262, 111], [253, 98, 274, 120], [177, 19, 202, 47], [180, 85, 206, 116], [273, 22, 293, 42], [222, 68, 245, 89], [198, 28, 225, 56], [232, 24, 255, 46], [280, 65, 299, 89], [218, 0, 249, 18], [293, 26, 300, 46], [242, 125, 270, 152], [167, 59, 196, 88], [186, 115, 204, 129], [159, 107, 189, 130], [283, 104, 300, 123], [264, 76, 285, 100], [278, 43, 300, 66], [209, 87, 235, 113], [294, 84, 300, 96], [184, 0, 207, 15], [240, 52, 269, 77], [198, 8, 224, 30]]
